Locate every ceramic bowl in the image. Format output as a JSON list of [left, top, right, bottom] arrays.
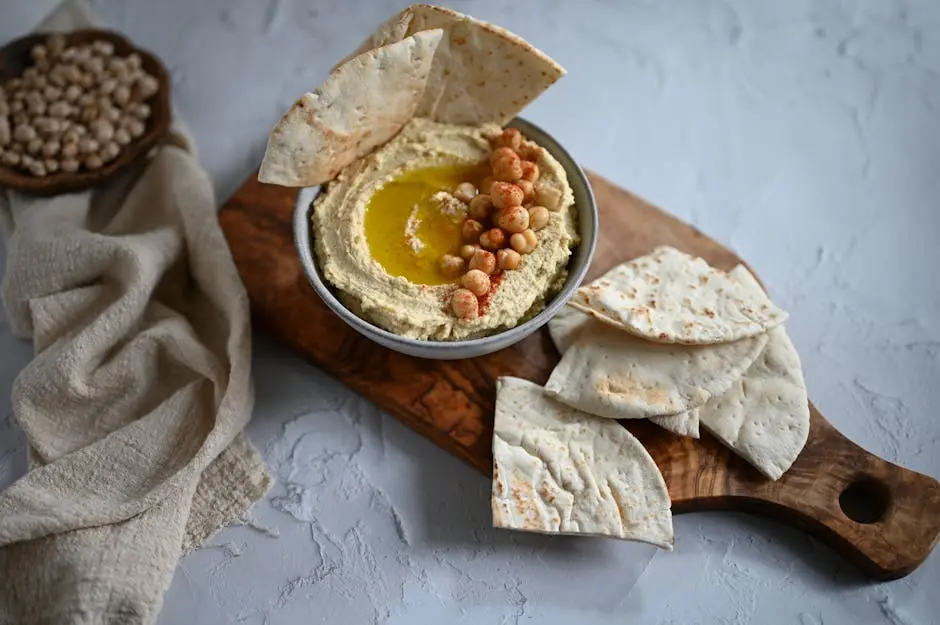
[[293, 117, 597, 360]]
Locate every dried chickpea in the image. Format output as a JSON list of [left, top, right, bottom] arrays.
[[1, 151, 20, 166], [453, 182, 477, 203], [60, 158, 80, 172], [26, 138, 43, 155], [479, 227, 507, 251], [490, 182, 524, 209], [126, 118, 145, 138], [479, 175, 495, 195], [510, 229, 539, 255], [127, 54, 142, 70], [92, 41, 115, 57], [47, 35, 66, 57], [451, 289, 479, 320], [44, 158, 59, 174], [468, 249, 497, 274], [131, 102, 151, 119], [520, 141, 543, 162], [101, 141, 120, 163], [84, 154, 103, 170], [0, 120, 9, 147], [495, 206, 530, 234], [113, 85, 131, 106], [438, 254, 466, 278], [462, 219, 484, 241], [28, 160, 47, 177], [78, 137, 100, 154], [30, 44, 48, 63], [90, 118, 114, 142], [136, 75, 160, 99], [460, 269, 491, 297], [61, 142, 79, 159], [497, 248, 522, 271], [527, 205, 550, 231], [468, 194, 493, 221], [113, 127, 131, 146], [48, 101, 71, 118], [41, 139, 60, 158]]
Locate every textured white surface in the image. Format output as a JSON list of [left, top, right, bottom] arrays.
[[1, 0, 939, 623]]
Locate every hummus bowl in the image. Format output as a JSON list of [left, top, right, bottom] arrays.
[[293, 118, 598, 360]]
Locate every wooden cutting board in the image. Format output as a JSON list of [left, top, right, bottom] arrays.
[[219, 171, 940, 580]]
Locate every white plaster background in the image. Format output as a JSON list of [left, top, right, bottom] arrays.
[[1, 0, 939, 623]]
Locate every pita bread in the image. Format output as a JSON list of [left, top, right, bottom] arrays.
[[338, 4, 566, 125], [492, 377, 673, 549], [547, 300, 591, 355], [545, 318, 768, 420], [649, 411, 700, 438], [258, 29, 443, 187], [698, 267, 809, 480], [569, 246, 788, 345]]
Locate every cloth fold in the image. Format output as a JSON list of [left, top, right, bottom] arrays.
[[0, 1, 271, 623]]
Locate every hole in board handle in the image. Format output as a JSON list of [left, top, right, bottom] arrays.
[[839, 477, 891, 524]]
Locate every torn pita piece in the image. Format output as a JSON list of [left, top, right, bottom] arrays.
[[545, 319, 767, 420], [697, 267, 810, 480], [258, 29, 443, 187], [339, 4, 566, 126], [569, 246, 788, 345], [549, 295, 702, 438], [491, 377, 674, 549]]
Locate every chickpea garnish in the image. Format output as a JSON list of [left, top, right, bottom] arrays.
[[520, 160, 539, 182], [497, 248, 522, 271], [469, 248, 497, 274], [495, 206, 529, 234], [490, 146, 517, 165], [454, 181, 477, 203], [480, 175, 496, 195], [510, 229, 539, 254], [495, 127, 522, 151], [479, 227, 507, 251], [460, 243, 481, 260], [462, 218, 485, 241], [461, 269, 491, 297], [527, 205, 550, 231], [516, 179, 535, 203], [468, 194, 493, 220], [451, 288, 479, 320], [492, 150, 523, 182], [439, 253, 466, 278], [534, 182, 563, 212], [490, 182, 524, 209]]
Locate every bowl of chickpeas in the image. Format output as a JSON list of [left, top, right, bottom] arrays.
[[293, 117, 598, 360], [0, 29, 170, 195]]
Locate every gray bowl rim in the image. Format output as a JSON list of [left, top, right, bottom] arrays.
[[292, 116, 598, 351]]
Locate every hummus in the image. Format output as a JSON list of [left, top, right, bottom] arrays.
[[312, 117, 579, 340]]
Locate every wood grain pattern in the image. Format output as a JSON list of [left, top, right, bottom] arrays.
[[0, 29, 171, 196], [219, 171, 940, 580]]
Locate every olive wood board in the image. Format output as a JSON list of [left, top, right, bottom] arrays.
[[219, 170, 940, 581]]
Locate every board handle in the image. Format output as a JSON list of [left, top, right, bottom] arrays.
[[725, 406, 940, 580]]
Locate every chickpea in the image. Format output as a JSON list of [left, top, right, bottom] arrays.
[[80, 105, 99, 123], [113, 85, 131, 106], [468, 249, 497, 274], [41, 139, 60, 158], [438, 254, 466, 278], [60, 158, 80, 173], [535, 182, 563, 212], [479, 227, 507, 251], [461, 269, 491, 297], [62, 84, 81, 103], [28, 160, 47, 177], [0, 100, 8, 117], [454, 182, 477, 203], [47, 34, 66, 57], [48, 101, 71, 118], [0, 120, 9, 147], [451, 288, 479, 320], [497, 248, 522, 271], [26, 138, 43, 155], [104, 107, 122, 123], [77, 92, 95, 107], [459, 244, 480, 260], [495, 127, 522, 151], [510, 229, 539, 255], [127, 54, 142, 70], [492, 152, 523, 182], [90, 118, 114, 142], [84, 154, 103, 170], [527, 205, 551, 231], [30, 44, 48, 63], [495, 206, 530, 234], [126, 118, 145, 138], [113, 127, 131, 146], [92, 41, 115, 56], [520, 141, 543, 162], [490, 182, 524, 209], [490, 146, 517, 165], [479, 175, 495, 195], [101, 141, 121, 163], [44, 158, 59, 174], [10, 100, 24, 114], [461, 218, 484, 241], [137, 75, 160, 99], [78, 137, 100, 154], [468, 194, 493, 221], [100, 78, 118, 96], [520, 160, 539, 182], [61, 142, 79, 159], [1, 150, 20, 166], [34, 117, 61, 135]]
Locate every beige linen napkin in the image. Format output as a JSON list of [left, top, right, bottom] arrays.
[[0, 1, 272, 623]]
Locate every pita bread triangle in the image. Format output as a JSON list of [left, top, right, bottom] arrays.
[[492, 377, 674, 549], [258, 29, 443, 187]]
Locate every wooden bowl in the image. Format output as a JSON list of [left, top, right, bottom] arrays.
[[0, 29, 171, 196]]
